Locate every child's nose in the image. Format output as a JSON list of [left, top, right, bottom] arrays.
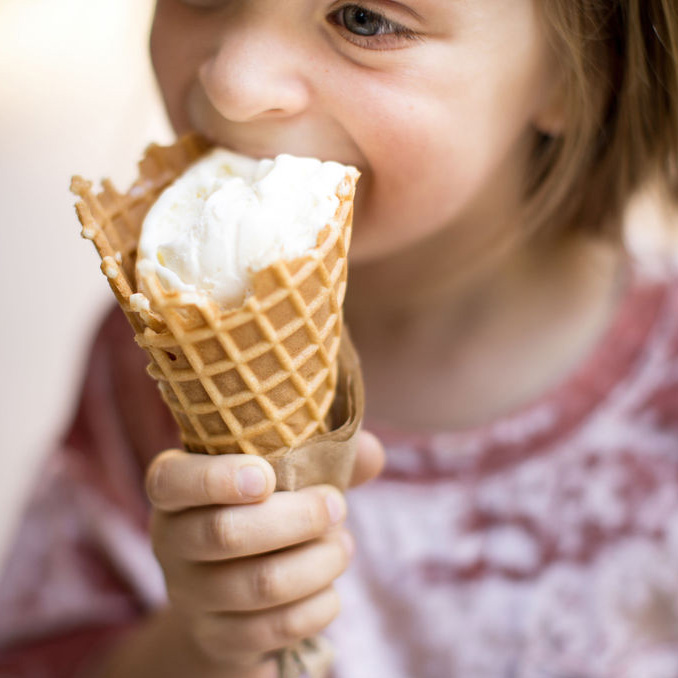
[[198, 30, 310, 123]]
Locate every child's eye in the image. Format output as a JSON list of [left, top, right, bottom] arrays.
[[328, 4, 419, 49], [336, 6, 390, 36]]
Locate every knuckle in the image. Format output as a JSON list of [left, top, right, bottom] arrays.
[[319, 487, 347, 527], [310, 589, 342, 633], [251, 560, 284, 606], [275, 606, 308, 642], [207, 508, 242, 556], [300, 495, 327, 535], [200, 463, 229, 504], [275, 589, 341, 642], [299, 488, 337, 534]]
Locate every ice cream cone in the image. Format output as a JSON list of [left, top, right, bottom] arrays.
[[72, 135, 364, 678], [71, 134, 358, 462]]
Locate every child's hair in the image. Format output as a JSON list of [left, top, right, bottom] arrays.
[[528, 0, 678, 240]]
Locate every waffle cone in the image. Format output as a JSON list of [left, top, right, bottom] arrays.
[[71, 134, 358, 460]]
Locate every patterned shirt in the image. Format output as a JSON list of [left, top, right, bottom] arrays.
[[2, 265, 678, 677]]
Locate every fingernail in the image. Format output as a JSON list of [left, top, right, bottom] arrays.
[[326, 492, 345, 525], [237, 465, 267, 498]]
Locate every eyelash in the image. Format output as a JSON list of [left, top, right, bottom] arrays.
[[177, 1, 421, 51], [327, 4, 421, 50]]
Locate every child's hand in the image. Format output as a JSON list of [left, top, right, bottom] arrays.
[[145, 431, 384, 677]]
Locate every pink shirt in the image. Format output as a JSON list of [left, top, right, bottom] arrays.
[[2, 264, 678, 677]]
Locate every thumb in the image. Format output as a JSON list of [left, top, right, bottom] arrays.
[[349, 430, 386, 488]]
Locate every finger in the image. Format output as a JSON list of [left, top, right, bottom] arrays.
[[193, 587, 341, 661], [349, 430, 386, 488], [168, 530, 353, 613], [154, 485, 347, 562], [146, 449, 276, 511]]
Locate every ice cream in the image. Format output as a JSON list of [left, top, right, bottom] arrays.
[[73, 133, 360, 458], [136, 148, 359, 308]]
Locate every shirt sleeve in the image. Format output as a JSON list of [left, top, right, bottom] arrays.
[[0, 307, 178, 676], [0, 625, 136, 678]]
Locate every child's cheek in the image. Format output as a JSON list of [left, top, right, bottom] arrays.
[[149, 4, 213, 135]]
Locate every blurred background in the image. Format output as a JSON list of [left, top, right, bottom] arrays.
[[0, 0, 171, 565], [0, 0, 677, 571]]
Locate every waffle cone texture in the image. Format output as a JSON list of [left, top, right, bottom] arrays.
[[71, 134, 358, 459]]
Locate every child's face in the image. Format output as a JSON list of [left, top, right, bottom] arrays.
[[151, 0, 561, 263]]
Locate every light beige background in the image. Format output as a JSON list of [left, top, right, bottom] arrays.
[[0, 0, 171, 566], [1, 0, 676, 572]]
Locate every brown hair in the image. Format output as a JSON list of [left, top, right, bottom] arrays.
[[528, 0, 678, 240]]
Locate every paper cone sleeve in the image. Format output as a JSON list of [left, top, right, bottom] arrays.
[[71, 134, 365, 677]]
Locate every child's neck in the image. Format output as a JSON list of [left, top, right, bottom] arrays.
[[345, 230, 626, 431]]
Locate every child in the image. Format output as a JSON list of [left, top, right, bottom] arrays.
[[2, 0, 678, 676]]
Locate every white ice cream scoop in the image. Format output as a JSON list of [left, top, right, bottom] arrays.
[[136, 148, 359, 309]]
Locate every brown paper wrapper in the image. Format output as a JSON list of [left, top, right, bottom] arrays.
[[259, 293, 364, 676], [273, 328, 363, 676], [71, 136, 364, 678], [271, 326, 363, 492], [277, 635, 336, 678]]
